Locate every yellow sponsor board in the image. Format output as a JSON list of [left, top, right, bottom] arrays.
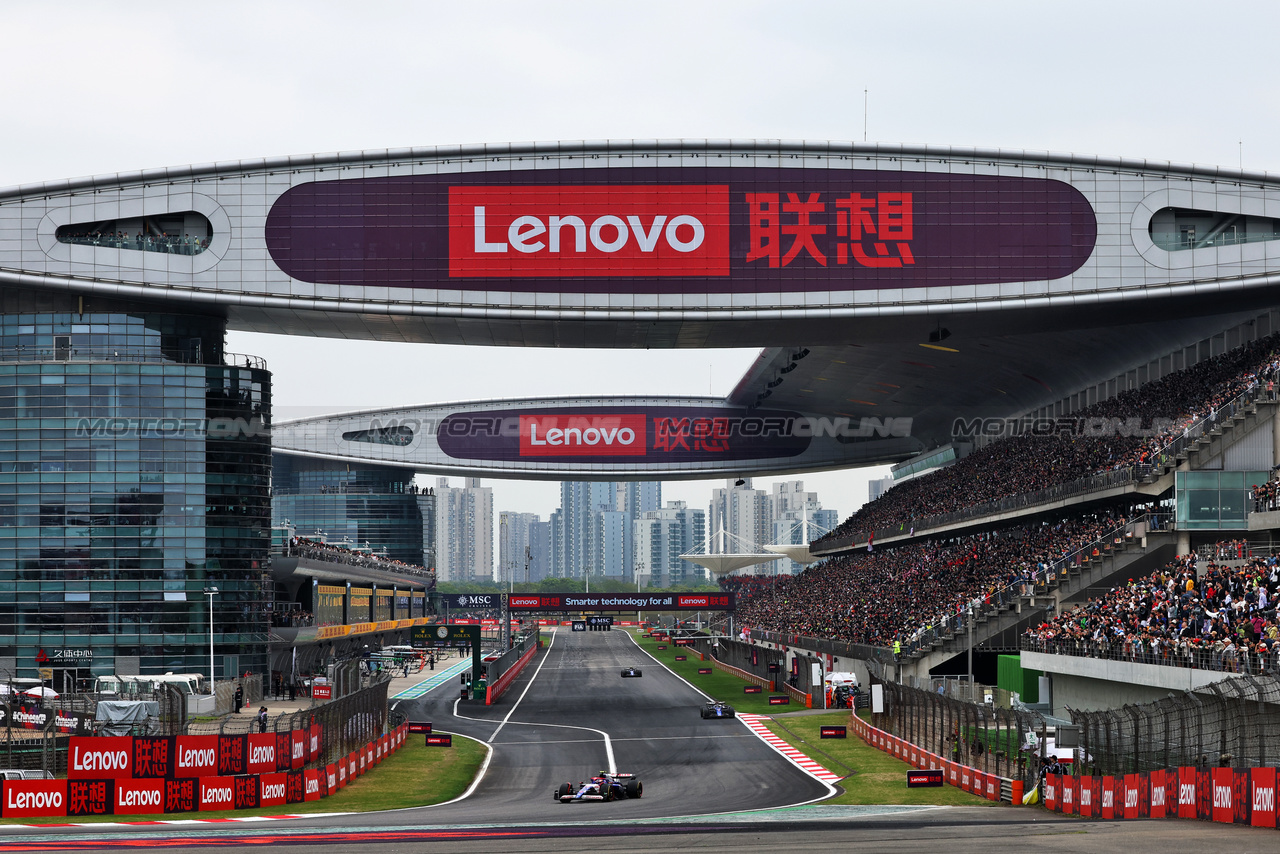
[[348, 622, 377, 635], [317, 625, 352, 640]]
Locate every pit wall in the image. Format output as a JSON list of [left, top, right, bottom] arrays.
[[1042, 768, 1279, 827], [850, 711, 1013, 803], [0, 725, 408, 818], [486, 637, 540, 705]]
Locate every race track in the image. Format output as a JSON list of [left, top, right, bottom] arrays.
[[387, 626, 834, 821]]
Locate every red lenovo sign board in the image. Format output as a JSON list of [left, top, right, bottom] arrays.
[[448, 185, 731, 278], [198, 777, 235, 812], [505, 593, 733, 612], [68, 737, 133, 779], [257, 773, 285, 809], [519, 414, 646, 457], [246, 733, 278, 775], [174, 735, 218, 778], [114, 779, 164, 815], [3, 780, 67, 818]]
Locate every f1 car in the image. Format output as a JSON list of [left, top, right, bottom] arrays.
[[620, 667, 642, 677], [554, 772, 643, 802], [701, 700, 736, 719]]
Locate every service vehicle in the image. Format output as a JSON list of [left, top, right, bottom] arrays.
[[700, 700, 736, 719], [554, 771, 643, 802]]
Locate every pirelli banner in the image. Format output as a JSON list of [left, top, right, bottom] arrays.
[[506, 593, 734, 612], [0, 724, 410, 818]]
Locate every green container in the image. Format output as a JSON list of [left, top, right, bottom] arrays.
[[997, 654, 1040, 704]]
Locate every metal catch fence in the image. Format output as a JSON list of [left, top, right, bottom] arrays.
[[187, 678, 391, 767], [1068, 675, 1280, 775], [870, 678, 1050, 787]]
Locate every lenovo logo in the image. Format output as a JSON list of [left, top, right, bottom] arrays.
[[449, 185, 729, 277], [519, 415, 645, 457], [261, 783, 286, 800], [116, 786, 161, 808], [71, 746, 129, 774], [201, 786, 233, 807], [1214, 784, 1231, 809], [1254, 786, 1274, 812]]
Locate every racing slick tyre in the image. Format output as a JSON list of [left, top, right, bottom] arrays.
[[625, 779, 643, 799], [700, 708, 710, 719], [556, 783, 572, 802]]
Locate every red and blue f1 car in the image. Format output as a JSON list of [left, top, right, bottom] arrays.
[[554, 772, 643, 802]]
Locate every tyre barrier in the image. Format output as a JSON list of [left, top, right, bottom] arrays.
[[0, 724, 409, 818]]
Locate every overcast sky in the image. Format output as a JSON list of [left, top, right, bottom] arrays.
[[5, 1, 1280, 536]]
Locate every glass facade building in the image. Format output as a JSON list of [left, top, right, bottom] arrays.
[[271, 453, 434, 568], [0, 289, 271, 689]]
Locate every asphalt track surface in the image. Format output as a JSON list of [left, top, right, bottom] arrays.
[[0, 629, 1274, 852]]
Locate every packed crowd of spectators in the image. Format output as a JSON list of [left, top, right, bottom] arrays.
[[1023, 544, 1280, 676], [1254, 477, 1280, 513], [724, 509, 1140, 649], [270, 609, 315, 628], [816, 334, 1280, 547], [58, 229, 209, 255], [286, 536, 436, 586]]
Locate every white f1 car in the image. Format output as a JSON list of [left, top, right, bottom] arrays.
[[621, 666, 642, 677], [554, 772, 643, 802]]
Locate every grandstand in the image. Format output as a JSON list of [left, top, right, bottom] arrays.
[[723, 318, 1280, 716]]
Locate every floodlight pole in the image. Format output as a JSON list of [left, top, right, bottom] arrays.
[[203, 586, 219, 709]]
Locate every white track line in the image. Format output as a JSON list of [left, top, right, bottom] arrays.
[[625, 630, 841, 791], [451, 627, 617, 773]]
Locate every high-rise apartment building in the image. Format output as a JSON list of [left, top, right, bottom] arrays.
[[498, 511, 539, 587], [434, 478, 493, 583], [708, 478, 771, 554], [634, 501, 706, 588], [552, 481, 660, 582]]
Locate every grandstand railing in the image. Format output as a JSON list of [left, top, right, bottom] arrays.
[[816, 379, 1274, 555], [1021, 634, 1280, 679]]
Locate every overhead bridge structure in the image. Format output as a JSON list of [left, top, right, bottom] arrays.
[[5, 140, 1274, 478]]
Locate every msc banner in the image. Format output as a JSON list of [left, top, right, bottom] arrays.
[[506, 593, 733, 612]]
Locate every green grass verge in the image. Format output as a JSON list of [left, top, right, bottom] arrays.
[[0, 734, 488, 825], [630, 631, 804, 715], [630, 629, 998, 807], [764, 712, 995, 806]]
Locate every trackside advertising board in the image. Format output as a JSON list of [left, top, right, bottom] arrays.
[[506, 593, 734, 612]]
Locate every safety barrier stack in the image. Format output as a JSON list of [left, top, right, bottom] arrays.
[[1043, 767, 1277, 827], [0, 723, 409, 818]]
